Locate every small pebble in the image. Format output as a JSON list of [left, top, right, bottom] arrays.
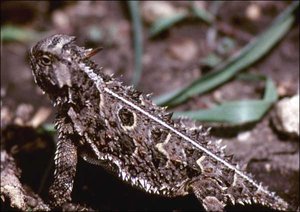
[[237, 131, 251, 142], [246, 3, 261, 21], [272, 94, 299, 137]]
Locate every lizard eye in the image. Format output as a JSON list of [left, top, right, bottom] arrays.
[[40, 55, 52, 66]]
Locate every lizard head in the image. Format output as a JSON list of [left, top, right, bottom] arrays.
[[29, 34, 94, 99]]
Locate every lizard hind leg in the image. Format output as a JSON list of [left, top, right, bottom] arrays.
[[189, 178, 227, 212]]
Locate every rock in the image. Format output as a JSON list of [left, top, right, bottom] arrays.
[[141, 1, 178, 24], [237, 131, 252, 142], [0, 150, 50, 211], [272, 94, 299, 137], [246, 3, 261, 21], [168, 38, 198, 62], [14, 104, 34, 126], [29, 107, 52, 128]]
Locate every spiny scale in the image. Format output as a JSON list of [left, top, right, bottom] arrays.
[[29, 34, 289, 211]]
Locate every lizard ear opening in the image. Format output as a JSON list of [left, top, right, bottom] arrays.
[[84, 47, 103, 59]]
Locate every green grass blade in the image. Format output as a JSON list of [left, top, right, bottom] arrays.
[[200, 53, 222, 68], [37, 124, 56, 136], [154, 2, 298, 106], [128, 1, 143, 86], [1, 25, 39, 42], [173, 100, 271, 123], [264, 77, 278, 102], [173, 76, 278, 124], [149, 12, 188, 38], [191, 3, 215, 24]]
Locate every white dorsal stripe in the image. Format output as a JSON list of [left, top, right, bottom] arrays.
[[80, 63, 272, 197], [104, 88, 268, 192]]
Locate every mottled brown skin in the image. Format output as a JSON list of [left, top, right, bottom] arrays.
[[29, 34, 289, 211]]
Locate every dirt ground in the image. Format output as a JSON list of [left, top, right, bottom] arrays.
[[1, 1, 299, 211]]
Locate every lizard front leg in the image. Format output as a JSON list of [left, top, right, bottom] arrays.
[[49, 135, 78, 207]]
